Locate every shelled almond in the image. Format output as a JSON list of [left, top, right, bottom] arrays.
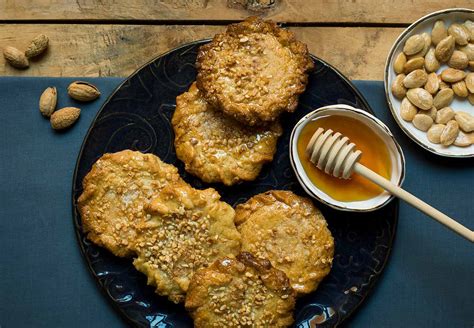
[[391, 18, 474, 147], [427, 124, 445, 143], [403, 69, 428, 88], [435, 35, 455, 62], [440, 120, 459, 146], [448, 50, 468, 69], [424, 73, 439, 94], [400, 97, 418, 121], [412, 114, 433, 131], [391, 74, 407, 99], [435, 107, 455, 124]]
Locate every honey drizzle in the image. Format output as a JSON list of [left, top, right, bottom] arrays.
[[297, 115, 392, 202]]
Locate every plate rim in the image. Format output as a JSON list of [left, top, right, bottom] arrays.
[[383, 7, 474, 158], [71, 39, 398, 327]]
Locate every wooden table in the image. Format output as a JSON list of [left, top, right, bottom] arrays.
[[0, 1, 471, 80]]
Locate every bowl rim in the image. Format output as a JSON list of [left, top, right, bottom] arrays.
[[383, 7, 474, 158], [289, 104, 406, 212]]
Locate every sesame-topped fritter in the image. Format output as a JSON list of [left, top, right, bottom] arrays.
[[185, 252, 296, 328], [77, 150, 186, 257], [132, 184, 241, 304], [196, 16, 314, 126], [172, 83, 282, 186], [235, 190, 334, 295]]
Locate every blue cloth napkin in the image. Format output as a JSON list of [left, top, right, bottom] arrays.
[[0, 77, 472, 328]]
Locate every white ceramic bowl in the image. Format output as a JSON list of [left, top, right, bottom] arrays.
[[289, 105, 406, 212], [384, 8, 474, 158]]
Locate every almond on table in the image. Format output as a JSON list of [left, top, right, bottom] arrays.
[[25, 34, 49, 58], [67, 81, 101, 102], [50, 107, 81, 130], [39, 87, 57, 118], [3, 46, 29, 68]]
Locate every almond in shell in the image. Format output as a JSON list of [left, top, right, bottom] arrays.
[[3, 46, 29, 68], [39, 86, 57, 117], [50, 107, 81, 130], [67, 81, 100, 102], [25, 34, 49, 58]]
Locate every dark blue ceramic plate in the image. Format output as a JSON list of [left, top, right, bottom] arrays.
[[72, 40, 398, 328]]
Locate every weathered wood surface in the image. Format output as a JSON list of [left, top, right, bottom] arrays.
[[0, 24, 402, 80], [0, 1, 471, 24]]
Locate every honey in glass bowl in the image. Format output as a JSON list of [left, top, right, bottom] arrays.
[[297, 114, 392, 202]]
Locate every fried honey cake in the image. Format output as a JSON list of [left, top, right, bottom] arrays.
[[185, 252, 296, 328], [172, 83, 282, 186], [196, 16, 314, 126], [77, 150, 185, 257], [132, 184, 241, 304], [235, 190, 334, 295]]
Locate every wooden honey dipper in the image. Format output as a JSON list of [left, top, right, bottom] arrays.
[[306, 127, 474, 243]]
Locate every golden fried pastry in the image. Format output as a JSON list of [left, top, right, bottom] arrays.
[[132, 184, 241, 304], [185, 252, 296, 328], [172, 83, 282, 186], [196, 16, 314, 126], [77, 150, 185, 257], [235, 190, 334, 295]]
